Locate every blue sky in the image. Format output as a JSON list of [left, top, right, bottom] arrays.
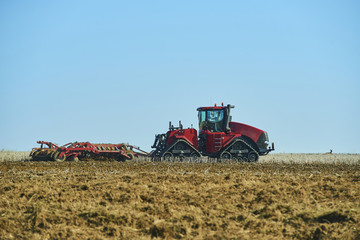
[[1, 1, 359, 153]]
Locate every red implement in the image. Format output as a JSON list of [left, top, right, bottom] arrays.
[[30, 141, 148, 162]]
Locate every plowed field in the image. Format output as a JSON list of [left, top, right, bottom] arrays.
[[0, 155, 359, 239]]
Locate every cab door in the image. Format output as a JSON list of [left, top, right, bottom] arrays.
[[203, 131, 224, 154]]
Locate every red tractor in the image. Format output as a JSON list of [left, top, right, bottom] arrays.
[[151, 104, 274, 162]]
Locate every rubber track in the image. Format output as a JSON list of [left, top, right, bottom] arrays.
[[164, 139, 202, 156], [153, 138, 258, 163], [222, 138, 259, 161]]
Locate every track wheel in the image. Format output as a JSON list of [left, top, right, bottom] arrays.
[[174, 142, 187, 150], [234, 155, 245, 162], [178, 155, 186, 162], [152, 156, 161, 162], [219, 151, 232, 162], [53, 152, 66, 162], [248, 151, 259, 162], [190, 152, 201, 162], [163, 152, 173, 162]]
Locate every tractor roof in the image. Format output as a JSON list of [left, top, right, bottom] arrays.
[[197, 106, 227, 111]]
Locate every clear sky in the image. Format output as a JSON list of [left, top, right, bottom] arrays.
[[1, 1, 359, 153]]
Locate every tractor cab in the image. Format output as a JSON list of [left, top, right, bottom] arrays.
[[197, 104, 236, 155], [197, 104, 234, 133]]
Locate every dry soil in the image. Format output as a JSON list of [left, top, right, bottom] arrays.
[[0, 155, 359, 239]]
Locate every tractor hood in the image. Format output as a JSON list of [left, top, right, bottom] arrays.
[[229, 122, 271, 154], [229, 122, 265, 143]]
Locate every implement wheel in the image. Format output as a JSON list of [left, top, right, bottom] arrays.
[[125, 152, 134, 162], [53, 152, 66, 162], [31, 151, 40, 161], [68, 155, 79, 162]]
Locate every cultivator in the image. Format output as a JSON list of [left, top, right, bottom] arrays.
[[30, 141, 148, 162]]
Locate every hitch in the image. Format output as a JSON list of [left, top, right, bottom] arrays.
[[269, 142, 275, 152]]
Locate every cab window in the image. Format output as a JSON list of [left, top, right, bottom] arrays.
[[198, 110, 225, 132], [198, 111, 207, 130]]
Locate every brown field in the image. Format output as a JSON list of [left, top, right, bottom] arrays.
[[0, 154, 359, 239]]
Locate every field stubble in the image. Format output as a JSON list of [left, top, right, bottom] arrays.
[[0, 153, 359, 239]]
